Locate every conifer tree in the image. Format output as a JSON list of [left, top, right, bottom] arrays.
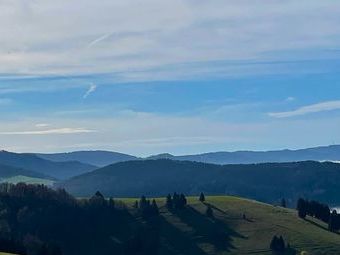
[[109, 197, 115, 208], [151, 199, 159, 215], [206, 205, 213, 218], [281, 198, 286, 208], [297, 198, 307, 219], [166, 194, 173, 209], [199, 192, 205, 202]]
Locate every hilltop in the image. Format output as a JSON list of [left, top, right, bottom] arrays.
[[143, 196, 340, 255], [36, 150, 137, 167], [147, 145, 340, 164], [1, 186, 340, 255], [61, 159, 340, 205]]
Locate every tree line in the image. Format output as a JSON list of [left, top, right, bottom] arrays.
[[297, 198, 340, 232]]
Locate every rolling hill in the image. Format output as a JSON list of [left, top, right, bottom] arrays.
[[2, 183, 340, 255], [0, 151, 96, 180], [148, 145, 340, 164], [60, 159, 340, 205], [130, 196, 340, 255], [0, 163, 48, 179], [0, 163, 53, 186], [35, 145, 340, 167], [36, 150, 137, 167]]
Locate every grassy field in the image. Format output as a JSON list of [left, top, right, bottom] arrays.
[[0, 253, 17, 255], [123, 196, 340, 255], [0, 175, 54, 186]]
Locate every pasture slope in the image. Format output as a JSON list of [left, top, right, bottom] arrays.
[[123, 196, 340, 255]]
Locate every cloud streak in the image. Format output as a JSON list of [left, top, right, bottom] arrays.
[[87, 33, 113, 48], [83, 83, 97, 98], [269, 100, 340, 118], [0, 128, 96, 135], [1, 1, 340, 80]]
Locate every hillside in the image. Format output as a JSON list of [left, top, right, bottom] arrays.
[[0, 164, 48, 179], [0, 164, 53, 186], [1, 181, 340, 255], [0, 151, 96, 180], [36, 150, 137, 167], [136, 196, 340, 255], [148, 145, 340, 164], [61, 159, 340, 205]]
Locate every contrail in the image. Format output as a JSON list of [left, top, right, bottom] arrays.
[[87, 33, 113, 48], [83, 83, 97, 98]]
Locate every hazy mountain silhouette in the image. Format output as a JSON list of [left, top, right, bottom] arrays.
[[36, 150, 138, 167], [0, 151, 96, 180], [60, 159, 340, 204], [147, 145, 340, 164]]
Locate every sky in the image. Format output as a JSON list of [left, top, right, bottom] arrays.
[[1, 0, 340, 156]]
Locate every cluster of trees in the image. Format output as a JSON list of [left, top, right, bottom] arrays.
[[199, 192, 205, 202], [165, 192, 187, 210], [134, 196, 159, 218], [0, 237, 27, 255], [297, 198, 330, 223], [270, 235, 286, 253], [296, 198, 340, 232], [0, 183, 160, 255], [328, 210, 340, 232]]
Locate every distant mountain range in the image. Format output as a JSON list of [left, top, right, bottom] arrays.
[[1, 144, 340, 184], [35, 145, 340, 166], [146, 145, 340, 164], [36, 150, 137, 167], [60, 159, 340, 205], [0, 151, 96, 180]]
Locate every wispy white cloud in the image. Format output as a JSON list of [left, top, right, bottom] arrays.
[[87, 33, 113, 48], [0, 128, 96, 135], [35, 123, 50, 128], [285, 97, 296, 102], [83, 83, 97, 99], [1, 1, 340, 79], [269, 100, 340, 118]]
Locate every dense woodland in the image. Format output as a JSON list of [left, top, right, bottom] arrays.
[[0, 182, 339, 255], [0, 183, 163, 255], [297, 198, 340, 232], [61, 159, 340, 205]]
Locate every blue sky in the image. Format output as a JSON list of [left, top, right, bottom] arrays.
[[1, 1, 340, 155]]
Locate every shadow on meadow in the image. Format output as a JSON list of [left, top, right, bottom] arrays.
[[158, 203, 246, 254]]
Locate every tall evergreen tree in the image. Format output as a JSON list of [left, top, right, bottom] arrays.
[[297, 198, 307, 219], [281, 198, 286, 208], [151, 199, 159, 215], [166, 194, 173, 209], [206, 205, 213, 218], [109, 197, 115, 209], [199, 192, 205, 202], [278, 236, 285, 251]]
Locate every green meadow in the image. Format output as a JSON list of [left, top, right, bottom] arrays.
[[122, 196, 340, 255]]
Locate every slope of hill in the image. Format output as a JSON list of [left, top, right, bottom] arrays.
[[1, 181, 340, 255], [0, 151, 96, 180], [36, 150, 137, 167], [0, 164, 53, 186], [0, 164, 48, 179], [148, 145, 340, 164], [141, 196, 340, 255], [61, 159, 340, 205]]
